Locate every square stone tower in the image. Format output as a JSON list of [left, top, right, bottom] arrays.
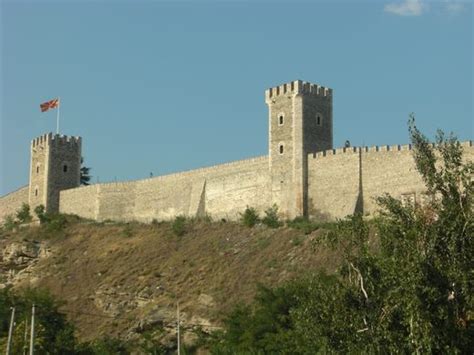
[[29, 133, 82, 213], [265, 80, 333, 218]]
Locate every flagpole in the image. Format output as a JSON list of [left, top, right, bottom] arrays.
[[56, 97, 60, 134]]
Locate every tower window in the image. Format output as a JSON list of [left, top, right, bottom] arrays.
[[279, 143, 284, 155], [278, 113, 284, 126], [36, 166, 39, 173], [35, 188, 38, 196], [63, 164, 68, 173], [316, 114, 323, 126]]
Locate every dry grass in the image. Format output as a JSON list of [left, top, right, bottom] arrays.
[[0, 217, 344, 341]]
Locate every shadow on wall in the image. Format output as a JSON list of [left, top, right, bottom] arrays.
[[307, 197, 332, 221], [354, 148, 364, 216]]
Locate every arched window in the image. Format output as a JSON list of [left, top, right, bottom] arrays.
[[36, 165, 40, 174], [35, 188, 38, 197]]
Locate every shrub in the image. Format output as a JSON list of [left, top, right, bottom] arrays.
[[121, 224, 133, 237], [240, 207, 259, 228], [44, 213, 68, 233], [201, 213, 213, 223], [291, 235, 304, 246], [34, 204, 47, 224], [16, 203, 32, 224], [262, 204, 282, 228], [3, 215, 18, 232], [172, 215, 187, 236], [287, 217, 319, 235]]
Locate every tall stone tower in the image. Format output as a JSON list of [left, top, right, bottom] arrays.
[[265, 80, 333, 218], [29, 133, 82, 213]]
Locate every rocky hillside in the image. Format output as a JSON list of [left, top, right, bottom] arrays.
[[0, 217, 342, 346]]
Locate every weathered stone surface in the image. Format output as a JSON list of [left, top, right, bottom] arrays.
[[0, 186, 28, 221]]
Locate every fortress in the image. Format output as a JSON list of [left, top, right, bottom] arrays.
[[1, 79, 473, 223]]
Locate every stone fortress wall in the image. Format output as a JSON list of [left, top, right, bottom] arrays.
[[59, 156, 270, 222], [0, 186, 29, 221], [2, 141, 472, 223], [307, 141, 474, 220], [1, 79, 473, 223]]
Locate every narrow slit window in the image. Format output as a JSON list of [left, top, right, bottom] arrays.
[[279, 144, 284, 154], [35, 188, 38, 196], [63, 164, 68, 173], [279, 115, 284, 125], [36, 166, 39, 173]]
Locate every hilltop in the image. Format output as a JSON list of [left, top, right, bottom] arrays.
[[0, 216, 343, 347]]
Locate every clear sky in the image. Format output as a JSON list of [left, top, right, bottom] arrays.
[[1, 0, 472, 195]]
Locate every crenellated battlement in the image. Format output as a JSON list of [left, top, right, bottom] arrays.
[[311, 140, 473, 159], [265, 80, 332, 101], [31, 133, 82, 148], [31, 133, 52, 148]]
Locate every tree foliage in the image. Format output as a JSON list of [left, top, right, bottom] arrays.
[[80, 157, 92, 186], [208, 120, 474, 353], [0, 287, 77, 353]]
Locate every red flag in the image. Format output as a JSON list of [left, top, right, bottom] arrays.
[[40, 98, 59, 112]]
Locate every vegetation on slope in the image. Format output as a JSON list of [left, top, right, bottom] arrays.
[[205, 120, 474, 353], [0, 209, 343, 353], [1, 121, 472, 353]]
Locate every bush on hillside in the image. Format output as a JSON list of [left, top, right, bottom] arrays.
[[262, 204, 282, 228], [287, 217, 319, 235], [172, 215, 187, 236], [44, 213, 68, 233], [2, 215, 18, 232], [16, 203, 32, 224], [34, 204, 47, 224], [240, 207, 259, 228]]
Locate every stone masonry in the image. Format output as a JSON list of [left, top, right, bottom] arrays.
[[0, 80, 472, 222]]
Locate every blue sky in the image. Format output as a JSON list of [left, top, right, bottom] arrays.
[[1, 0, 472, 195]]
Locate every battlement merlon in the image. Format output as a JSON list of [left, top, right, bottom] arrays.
[[31, 133, 82, 148], [265, 80, 333, 102], [310, 140, 473, 158]]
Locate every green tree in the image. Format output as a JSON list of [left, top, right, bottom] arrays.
[[209, 120, 474, 353], [80, 157, 92, 186], [0, 287, 78, 353]]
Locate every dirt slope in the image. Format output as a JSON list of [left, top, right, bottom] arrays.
[[0, 219, 342, 343]]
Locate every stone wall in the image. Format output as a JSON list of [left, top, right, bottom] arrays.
[[308, 141, 474, 220], [60, 156, 270, 222], [307, 147, 360, 220], [0, 186, 29, 222], [6, 141, 472, 224]]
